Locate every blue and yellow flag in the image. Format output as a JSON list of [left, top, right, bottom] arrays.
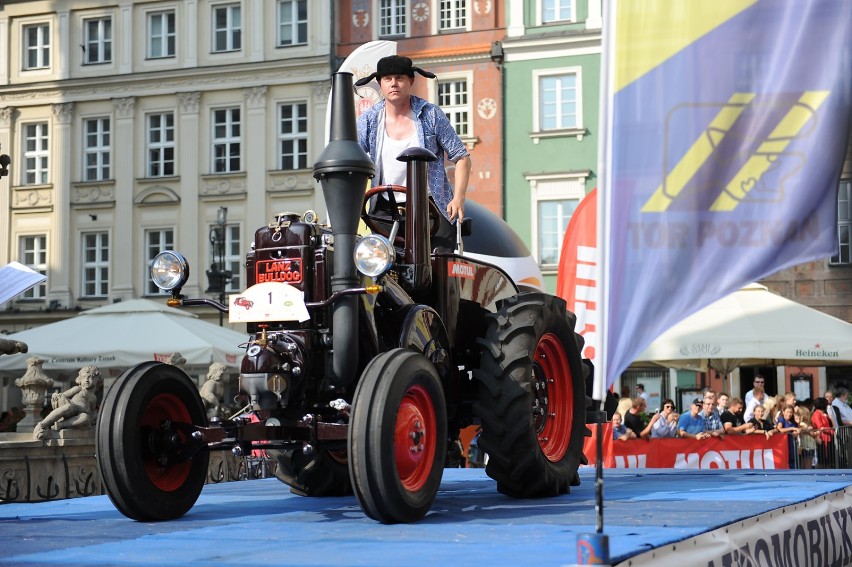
[[598, 1, 852, 391]]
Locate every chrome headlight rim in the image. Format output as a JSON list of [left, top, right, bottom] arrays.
[[150, 251, 190, 292], [354, 234, 395, 278]]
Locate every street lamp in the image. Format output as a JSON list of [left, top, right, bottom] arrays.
[[205, 206, 232, 326]]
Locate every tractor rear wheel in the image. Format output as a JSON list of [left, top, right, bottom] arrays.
[[473, 293, 589, 497], [348, 348, 447, 523], [96, 362, 209, 521]]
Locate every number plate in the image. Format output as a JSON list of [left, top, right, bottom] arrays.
[[228, 282, 310, 323]]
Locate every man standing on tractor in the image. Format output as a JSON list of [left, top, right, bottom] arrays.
[[355, 55, 471, 249]]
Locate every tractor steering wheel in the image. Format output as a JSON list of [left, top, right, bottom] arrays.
[[361, 185, 442, 246]]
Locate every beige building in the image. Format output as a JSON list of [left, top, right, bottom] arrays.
[[0, 0, 333, 333]]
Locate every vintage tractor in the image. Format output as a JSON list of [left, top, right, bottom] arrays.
[[96, 72, 590, 524]]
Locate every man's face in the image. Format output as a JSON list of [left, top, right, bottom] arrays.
[[754, 406, 765, 419], [691, 403, 701, 416], [826, 392, 834, 403], [702, 400, 715, 415], [380, 74, 413, 103], [753, 377, 765, 389], [717, 395, 729, 408], [730, 402, 743, 413]]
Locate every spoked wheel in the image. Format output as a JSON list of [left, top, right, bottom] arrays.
[[96, 361, 209, 521], [473, 293, 589, 498], [349, 348, 447, 523], [361, 185, 442, 245], [269, 446, 351, 496]]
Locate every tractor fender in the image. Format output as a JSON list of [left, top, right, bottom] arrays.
[[397, 304, 452, 385]]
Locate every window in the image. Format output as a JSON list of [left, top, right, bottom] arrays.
[[528, 175, 586, 269], [212, 108, 241, 173], [832, 180, 851, 265], [23, 123, 49, 185], [540, 0, 574, 23], [19, 235, 47, 299], [145, 229, 174, 294], [224, 225, 241, 291], [82, 232, 109, 297], [278, 0, 308, 46], [438, 79, 470, 138], [147, 112, 175, 177], [148, 10, 176, 58], [279, 102, 308, 170], [439, 0, 466, 31], [379, 0, 406, 37], [83, 17, 112, 64], [536, 71, 579, 131], [23, 23, 50, 70], [83, 117, 111, 181], [213, 4, 242, 52]]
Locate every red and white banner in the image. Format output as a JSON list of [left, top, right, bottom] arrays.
[[582, 425, 789, 469]]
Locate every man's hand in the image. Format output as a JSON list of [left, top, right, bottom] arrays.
[[447, 196, 464, 222]]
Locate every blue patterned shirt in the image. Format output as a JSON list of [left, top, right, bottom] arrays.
[[702, 408, 723, 432], [356, 95, 469, 221]]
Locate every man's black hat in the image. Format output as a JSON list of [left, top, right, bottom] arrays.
[[354, 55, 437, 87]]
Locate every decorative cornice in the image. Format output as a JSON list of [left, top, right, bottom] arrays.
[[244, 86, 268, 109], [113, 97, 136, 119], [12, 186, 53, 209], [178, 92, 201, 114], [311, 81, 329, 103], [51, 103, 74, 124], [200, 174, 247, 196], [0, 107, 14, 128], [71, 183, 116, 205], [268, 171, 314, 194], [134, 185, 181, 205]]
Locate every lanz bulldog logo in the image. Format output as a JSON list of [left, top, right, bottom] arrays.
[[256, 258, 302, 284]]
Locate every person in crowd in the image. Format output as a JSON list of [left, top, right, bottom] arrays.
[[776, 404, 801, 468], [636, 384, 649, 403], [611, 412, 636, 441], [743, 386, 766, 422], [830, 385, 852, 426], [766, 396, 781, 424], [623, 397, 648, 438], [795, 405, 817, 470], [824, 390, 835, 406], [748, 405, 776, 439], [356, 55, 471, 250], [812, 397, 836, 468], [700, 397, 725, 438], [784, 391, 797, 407], [720, 397, 754, 435], [678, 399, 711, 440], [615, 396, 633, 421], [716, 392, 730, 414], [744, 375, 766, 406], [651, 399, 679, 438]]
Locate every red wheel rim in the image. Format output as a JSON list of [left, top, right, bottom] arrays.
[[141, 392, 192, 491], [533, 333, 573, 462], [394, 384, 437, 492]]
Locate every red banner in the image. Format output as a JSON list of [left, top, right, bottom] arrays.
[[582, 425, 789, 469]]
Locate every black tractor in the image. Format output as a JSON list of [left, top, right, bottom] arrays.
[[96, 72, 590, 524]]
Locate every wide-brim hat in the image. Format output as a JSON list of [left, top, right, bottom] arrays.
[[354, 55, 436, 87]]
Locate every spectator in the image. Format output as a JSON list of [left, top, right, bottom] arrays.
[[636, 384, 649, 403], [611, 413, 636, 441], [623, 397, 647, 438], [743, 386, 766, 422], [720, 397, 754, 435], [824, 390, 835, 405], [795, 405, 817, 470], [776, 404, 801, 469], [717, 393, 730, 414], [765, 396, 780, 424], [651, 398, 679, 438], [744, 375, 766, 406], [700, 397, 725, 438], [831, 385, 852, 426], [678, 399, 710, 440], [748, 405, 776, 439], [812, 397, 836, 468], [615, 397, 633, 421]]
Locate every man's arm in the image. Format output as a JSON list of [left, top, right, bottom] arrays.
[[448, 155, 471, 221]]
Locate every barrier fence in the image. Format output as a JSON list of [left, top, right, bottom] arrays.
[[581, 424, 852, 470]]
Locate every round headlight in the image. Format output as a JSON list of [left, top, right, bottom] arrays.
[[151, 251, 190, 291], [354, 235, 395, 278]]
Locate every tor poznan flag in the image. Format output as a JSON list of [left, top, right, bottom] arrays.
[[597, 1, 852, 393]]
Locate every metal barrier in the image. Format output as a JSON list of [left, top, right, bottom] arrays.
[[791, 424, 852, 470]]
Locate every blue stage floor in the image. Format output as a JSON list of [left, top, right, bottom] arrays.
[[1, 468, 850, 566]]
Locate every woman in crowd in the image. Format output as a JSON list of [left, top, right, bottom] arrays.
[[748, 405, 776, 439], [651, 398, 679, 438], [811, 397, 835, 468]]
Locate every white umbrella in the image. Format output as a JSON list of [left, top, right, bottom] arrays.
[[634, 283, 852, 373], [0, 298, 248, 373]]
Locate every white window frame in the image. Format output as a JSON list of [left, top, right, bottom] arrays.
[[437, 0, 468, 32], [527, 173, 587, 271], [277, 0, 308, 46], [212, 3, 242, 53], [378, 0, 407, 37], [278, 101, 308, 170], [147, 112, 176, 177], [23, 122, 49, 185], [434, 74, 473, 139], [83, 117, 111, 182], [145, 228, 175, 295], [831, 180, 852, 265], [147, 10, 176, 59], [532, 67, 584, 141], [81, 231, 110, 297], [224, 224, 241, 292], [22, 22, 51, 70], [19, 235, 48, 300], [211, 107, 241, 173], [83, 16, 113, 65], [537, 0, 575, 25]]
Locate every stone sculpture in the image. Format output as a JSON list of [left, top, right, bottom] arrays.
[[33, 365, 101, 440]]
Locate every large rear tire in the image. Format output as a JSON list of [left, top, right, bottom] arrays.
[[473, 293, 588, 497], [96, 361, 209, 521], [348, 349, 447, 523]]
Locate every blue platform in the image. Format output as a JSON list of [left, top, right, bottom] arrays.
[[1, 468, 850, 566]]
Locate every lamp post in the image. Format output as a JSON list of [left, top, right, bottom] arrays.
[[205, 206, 232, 326]]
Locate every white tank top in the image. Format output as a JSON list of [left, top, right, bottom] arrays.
[[381, 131, 418, 187]]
